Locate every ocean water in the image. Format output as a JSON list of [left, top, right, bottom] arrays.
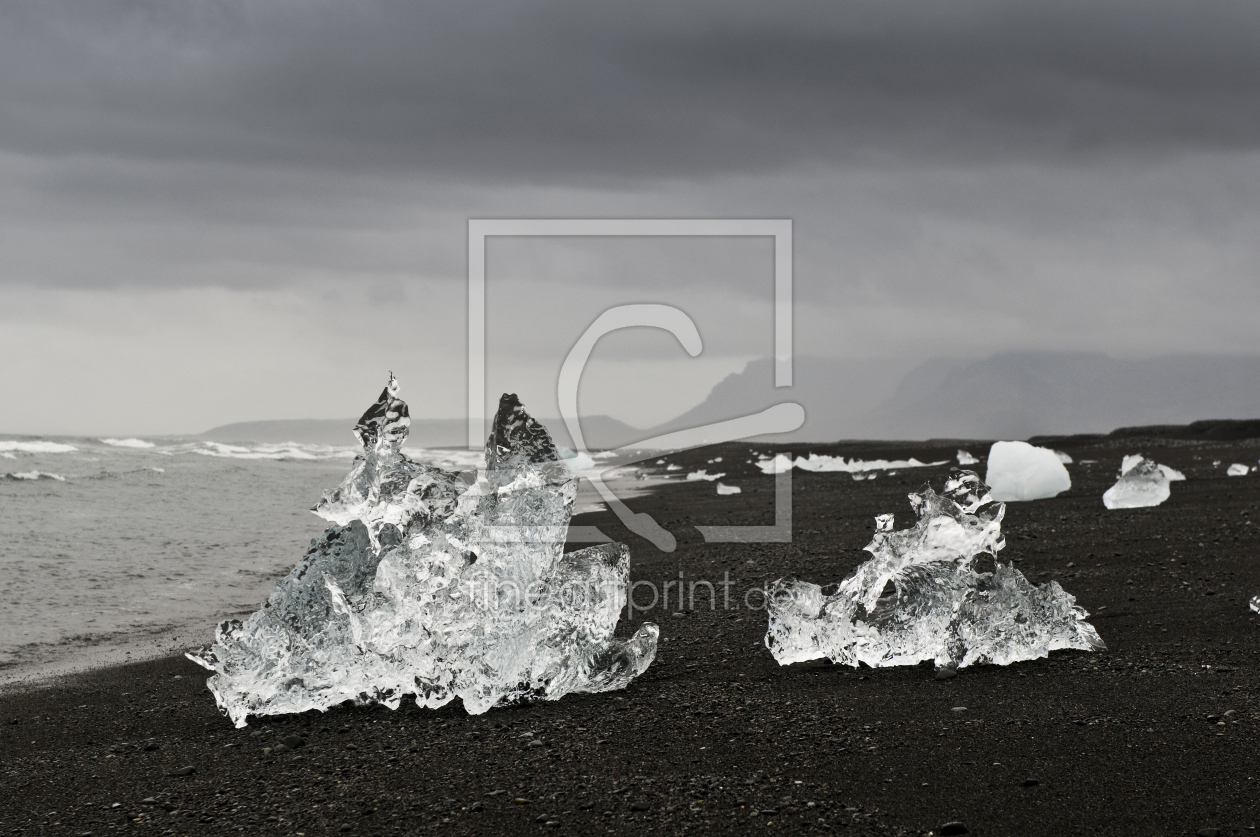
[[1, 435, 618, 686]]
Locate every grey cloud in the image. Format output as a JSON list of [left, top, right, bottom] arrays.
[[3, 0, 1260, 181]]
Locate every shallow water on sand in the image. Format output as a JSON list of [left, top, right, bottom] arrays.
[[0, 436, 649, 685]]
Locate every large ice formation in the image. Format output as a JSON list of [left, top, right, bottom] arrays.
[[984, 441, 1072, 501], [764, 470, 1104, 674], [190, 375, 658, 727], [1103, 455, 1174, 509]]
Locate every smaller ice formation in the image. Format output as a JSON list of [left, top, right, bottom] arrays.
[[1103, 455, 1172, 509], [1054, 450, 1073, 464], [1251, 596, 1260, 614], [956, 450, 979, 465], [984, 441, 1071, 502], [686, 469, 725, 481], [190, 375, 658, 727], [764, 470, 1104, 674], [716, 482, 741, 495], [1227, 463, 1251, 477]]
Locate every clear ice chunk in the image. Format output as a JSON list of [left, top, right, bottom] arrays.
[[686, 469, 725, 481], [1103, 454, 1176, 509], [764, 470, 1104, 673], [984, 441, 1071, 501], [189, 377, 658, 727]]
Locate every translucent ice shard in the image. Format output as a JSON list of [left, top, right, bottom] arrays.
[[764, 470, 1104, 673], [1103, 455, 1173, 509], [189, 378, 658, 727], [686, 469, 725, 481], [984, 441, 1071, 501]]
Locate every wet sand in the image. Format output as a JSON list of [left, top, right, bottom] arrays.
[[3, 435, 1259, 836]]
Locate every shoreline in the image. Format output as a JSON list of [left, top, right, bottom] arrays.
[[3, 436, 1259, 835]]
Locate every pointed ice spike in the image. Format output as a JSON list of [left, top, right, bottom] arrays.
[[190, 376, 655, 727], [485, 393, 560, 470], [353, 372, 410, 450]]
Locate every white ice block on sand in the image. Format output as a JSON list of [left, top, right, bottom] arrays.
[[686, 469, 725, 481], [1226, 463, 1250, 477], [1103, 455, 1170, 509], [716, 482, 741, 495], [984, 441, 1072, 502]]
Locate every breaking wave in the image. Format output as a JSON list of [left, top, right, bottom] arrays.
[[0, 440, 78, 454], [100, 438, 156, 448], [4, 471, 66, 481]]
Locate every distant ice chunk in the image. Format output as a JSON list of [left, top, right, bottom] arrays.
[[189, 376, 657, 727], [716, 482, 741, 495], [956, 450, 978, 465], [101, 438, 156, 448], [984, 441, 1071, 501], [1102, 455, 1171, 509], [1159, 465, 1186, 481], [765, 470, 1104, 674], [1054, 450, 1073, 464], [686, 469, 725, 481], [757, 453, 947, 474], [1251, 596, 1260, 614], [755, 454, 795, 474], [1226, 463, 1250, 477]]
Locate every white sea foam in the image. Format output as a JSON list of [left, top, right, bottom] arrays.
[[0, 440, 77, 454], [4, 470, 66, 481], [100, 438, 156, 448]]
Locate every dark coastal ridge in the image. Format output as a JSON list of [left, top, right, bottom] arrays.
[[3, 425, 1260, 836]]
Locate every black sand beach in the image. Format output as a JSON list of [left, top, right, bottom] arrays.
[[3, 434, 1259, 836]]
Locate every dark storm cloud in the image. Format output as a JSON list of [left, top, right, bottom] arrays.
[[3, 0, 1259, 181]]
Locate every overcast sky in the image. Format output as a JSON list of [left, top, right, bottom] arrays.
[[2, 0, 1259, 435]]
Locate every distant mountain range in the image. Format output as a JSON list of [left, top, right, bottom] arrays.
[[672, 352, 1260, 442], [201, 352, 1260, 447]]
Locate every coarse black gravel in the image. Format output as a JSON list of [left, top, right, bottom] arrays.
[[2, 435, 1259, 836]]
